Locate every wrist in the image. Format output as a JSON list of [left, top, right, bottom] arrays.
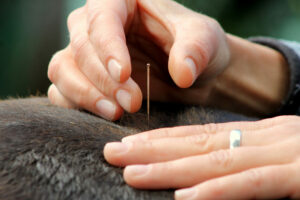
[[207, 34, 290, 116]]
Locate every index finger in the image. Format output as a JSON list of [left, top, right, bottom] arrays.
[[122, 116, 295, 142], [86, 0, 134, 82]]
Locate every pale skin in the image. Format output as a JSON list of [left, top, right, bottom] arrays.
[[47, 0, 300, 199], [104, 116, 300, 199]]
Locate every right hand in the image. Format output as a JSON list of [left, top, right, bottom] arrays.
[[47, 0, 231, 121]]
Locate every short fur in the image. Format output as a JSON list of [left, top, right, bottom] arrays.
[[0, 97, 255, 200]]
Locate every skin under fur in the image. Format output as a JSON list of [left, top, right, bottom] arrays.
[[0, 97, 255, 200]]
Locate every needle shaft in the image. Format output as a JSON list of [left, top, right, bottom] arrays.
[[147, 63, 150, 128]]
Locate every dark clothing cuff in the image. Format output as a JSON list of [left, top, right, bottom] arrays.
[[248, 37, 300, 116]]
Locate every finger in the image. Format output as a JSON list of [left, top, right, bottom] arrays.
[[48, 48, 123, 121], [86, 0, 132, 82], [106, 133, 224, 165], [106, 125, 300, 166], [106, 127, 270, 165], [168, 21, 213, 88], [123, 144, 294, 189], [133, 0, 211, 88], [175, 163, 299, 200], [68, 8, 142, 113], [47, 84, 76, 109], [122, 116, 294, 142]]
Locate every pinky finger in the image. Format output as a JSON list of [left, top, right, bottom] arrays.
[[175, 164, 299, 200], [48, 84, 76, 109]]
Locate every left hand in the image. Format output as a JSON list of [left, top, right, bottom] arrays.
[[104, 115, 300, 200]]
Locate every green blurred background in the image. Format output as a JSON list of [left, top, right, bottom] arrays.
[[0, 0, 300, 98]]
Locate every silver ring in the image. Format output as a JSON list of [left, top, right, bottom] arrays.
[[230, 129, 242, 149]]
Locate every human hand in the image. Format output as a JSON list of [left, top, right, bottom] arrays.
[[47, 0, 231, 120], [104, 116, 300, 199]]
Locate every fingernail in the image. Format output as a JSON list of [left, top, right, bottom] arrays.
[[108, 59, 122, 82], [116, 89, 131, 111], [121, 136, 135, 142], [122, 135, 147, 142], [106, 142, 130, 154], [175, 188, 197, 200], [185, 57, 197, 82], [126, 165, 150, 177], [96, 99, 116, 120]]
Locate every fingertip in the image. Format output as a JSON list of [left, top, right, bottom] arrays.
[[95, 98, 123, 121], [47, 84, 76, 109], [103, 142, 126, 166], [185, 57, 197, 83], [119, 61, 132, 83], [169, 36, 213, 88], [123, 167, 133, 186], [123, 165, 151, 189], [130, 86, 142, 113], [108, 59, 122, 82], [123, 166, 134, 185], [115, 89, 141, 113], [116, 78, 142, 113], [169, 58, 196, 88], [47, 84, 56, 99], [112, 105, 124, 121], [103, 143, 112, 162], [107, 58, 131, 83], [116, 89, 132, 112], [169, 42, 201, 88], [175, 188, 198, 200], [128, 77, 143, 113], [121, 134, 146, 143]]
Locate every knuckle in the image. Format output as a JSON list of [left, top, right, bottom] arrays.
[[152, 162, 172, 175], [88, 12, 124, 51], [47, 85, 56, 104], [207, 179, 225, 197], [283, 115, 300, 123], [87, 8, 105, 34], [48, 51, 64, 82], [285, 122, 300, 134], [67, 10, 77, 30], [201, 123, 219, 134], [207, 18, 220, 31], [243, 169, 264, 188], [193, 38, 210, 67], [208, 150, 232, 168], [74, 84, 93, 108], [290, 164, 300, 199], [271, 120, 300, 138], [194, 16, 220, 35], [143, 141, 155, 153], [185, 134, 212, 152], [265, 115, 299, 126], [159, 128, 173, 138], [96, 34, 115, 54], [71, 34, 89, 58], [67, 7, 85, 31], [97, 73, 114, 95]]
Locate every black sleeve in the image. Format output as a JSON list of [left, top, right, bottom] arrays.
[[249, 37, 300, 116]]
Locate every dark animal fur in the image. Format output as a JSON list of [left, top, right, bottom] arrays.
[[0, 97, 255, 200]]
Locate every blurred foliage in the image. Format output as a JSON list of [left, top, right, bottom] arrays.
[[177, 0, 300, 40], [0, 0, 64, 98], [0, 0, 300, 98]]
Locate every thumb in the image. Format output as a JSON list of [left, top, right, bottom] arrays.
[[168, 30, 214, 88]]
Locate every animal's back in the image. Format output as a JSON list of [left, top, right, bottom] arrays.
[[0, 97, 254, 200]]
